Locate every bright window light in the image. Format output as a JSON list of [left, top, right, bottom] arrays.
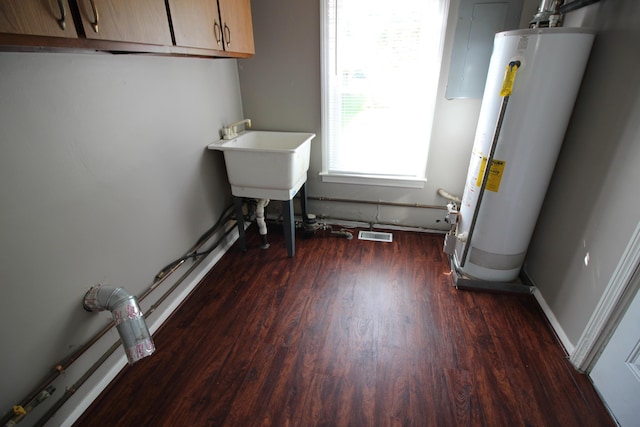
[[320, 0, 449, 188]]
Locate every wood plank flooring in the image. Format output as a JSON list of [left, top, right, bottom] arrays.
[[74, 225, 614, 426]]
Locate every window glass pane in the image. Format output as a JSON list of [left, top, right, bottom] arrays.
[[323, 0, 447, 180]]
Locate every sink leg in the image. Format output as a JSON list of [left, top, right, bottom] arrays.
[[300, 182, 309, 221], [233, 196, 247, 252], [282, 199, 295, 257]]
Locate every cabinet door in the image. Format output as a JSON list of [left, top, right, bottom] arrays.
[[0, 0, 78, 38], [76, 0, 171, 45], [167, 0, 223, 50], [218, 0, 254, 55]]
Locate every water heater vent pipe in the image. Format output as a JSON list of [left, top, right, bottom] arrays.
[[83, 284, 155, 364], [529, 0, 564, 28]]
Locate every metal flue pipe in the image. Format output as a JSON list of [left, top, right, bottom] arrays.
[[529, 0, 564, 27], [83, 285, 155, 364]]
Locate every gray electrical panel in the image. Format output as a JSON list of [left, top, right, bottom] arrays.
[[446, 0, 524, 99]]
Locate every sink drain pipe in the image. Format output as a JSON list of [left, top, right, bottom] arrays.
[[256, 198, 270, 249], [83, 284, 155, 364]]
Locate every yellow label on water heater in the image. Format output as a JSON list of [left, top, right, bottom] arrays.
[[476, 157, 506, 192]]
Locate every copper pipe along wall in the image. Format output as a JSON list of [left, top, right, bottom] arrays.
[[2, 207, 235, 426], [308, 196, 447, 210], [31, 223, 237, 426]]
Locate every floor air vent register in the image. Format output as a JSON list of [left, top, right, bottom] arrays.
[[358, 231, 393, 242]]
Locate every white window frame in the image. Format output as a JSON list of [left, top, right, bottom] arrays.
[[319, 0, 449, 189]]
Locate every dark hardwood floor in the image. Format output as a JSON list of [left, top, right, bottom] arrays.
[[74, 225, 614, 426]]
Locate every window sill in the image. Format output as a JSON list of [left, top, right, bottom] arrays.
[[320, 172, 426, 189]]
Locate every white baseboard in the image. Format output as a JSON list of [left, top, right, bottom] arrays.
[[532, 287, 575, 356], [45, 226, 240, 427]]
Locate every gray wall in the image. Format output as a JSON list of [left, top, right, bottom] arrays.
[[238, 0, 484, 229], [0, 52, 241, 410], [524, 0, 640, 345]]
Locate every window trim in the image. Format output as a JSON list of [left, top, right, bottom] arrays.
[[319, 171, 427, 188]]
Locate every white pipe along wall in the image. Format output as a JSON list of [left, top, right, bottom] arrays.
[[256, 198, 270, 248]]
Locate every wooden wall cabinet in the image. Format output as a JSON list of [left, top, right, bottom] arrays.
[[0, 0, 78, 38], [75, 0, 172, 45], [167, 0, 223, 51], [0, 0, 254, 58], [218, 0, 254, 55], [168, 0, 254, 56]]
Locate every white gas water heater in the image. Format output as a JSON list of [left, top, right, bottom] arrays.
[[446, 26, 594, 287]]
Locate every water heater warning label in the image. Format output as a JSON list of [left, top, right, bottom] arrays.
[[476, 157, 506, 192]]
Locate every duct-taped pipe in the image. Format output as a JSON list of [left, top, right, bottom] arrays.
[[83, 284, 155, 364], [256, 198, 270, 249]]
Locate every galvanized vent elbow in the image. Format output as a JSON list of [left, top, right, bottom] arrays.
[[83, 284, 155, 364]]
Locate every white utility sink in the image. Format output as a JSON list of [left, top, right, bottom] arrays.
[[208, 130, 315, 200]]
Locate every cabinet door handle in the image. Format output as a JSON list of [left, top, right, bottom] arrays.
[[56, 0, 67, 30], [88, 0, 99, 33], [224, 23, 231, 47], [214, 21, 222, 47]]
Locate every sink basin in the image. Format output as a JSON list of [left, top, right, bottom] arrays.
[[208, 130, 315, 200]]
